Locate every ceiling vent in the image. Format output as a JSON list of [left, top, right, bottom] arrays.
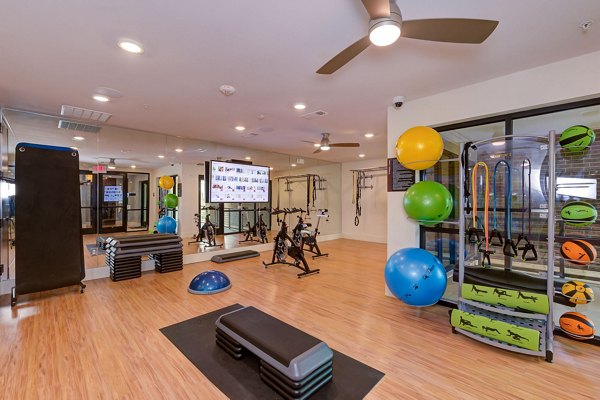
[[301, 110, 328, 120], [58, 119, 101, 133], [60, 105, 112, 122]]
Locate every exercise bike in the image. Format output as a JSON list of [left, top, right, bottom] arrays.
[[239, 207, 269, 244], [293, 209, 329, 260], [188, 206, 223, 248], [263, 208, 319, 278]]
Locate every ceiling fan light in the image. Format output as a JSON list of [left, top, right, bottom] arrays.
[[320, 145, 331, 151], [369, 21, 401, 46]]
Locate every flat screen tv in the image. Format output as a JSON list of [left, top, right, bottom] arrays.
[[208, 160, 270, 203]]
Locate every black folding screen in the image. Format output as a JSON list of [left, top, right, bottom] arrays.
[[14, 143, 85, 303]]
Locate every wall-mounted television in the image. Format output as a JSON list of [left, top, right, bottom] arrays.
[[208, 160, 270, 203]]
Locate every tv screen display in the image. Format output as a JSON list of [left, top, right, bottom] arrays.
[[209, 161, 270, 203]]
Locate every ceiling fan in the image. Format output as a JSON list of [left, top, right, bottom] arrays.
[[304, 133, 360, 154], [317, 0, 499, 74]]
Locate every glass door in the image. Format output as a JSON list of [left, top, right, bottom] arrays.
[[100, 173, 126, 233], [126, 172, 149, 231], [80, 171, 96, 234]]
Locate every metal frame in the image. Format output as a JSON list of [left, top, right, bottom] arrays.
[[456, 132, 555, 361]]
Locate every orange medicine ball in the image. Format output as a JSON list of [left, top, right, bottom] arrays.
[[559, 312, 595, 339], [560, 240, 596, 266]]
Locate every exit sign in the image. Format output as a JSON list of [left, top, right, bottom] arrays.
[[93, 165, 107, 174]]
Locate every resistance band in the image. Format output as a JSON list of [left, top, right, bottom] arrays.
[[472, 161, 493, 266], [516, 159, 537, 261], [492, 160, 518, 257], [306, 176, 311, 216]]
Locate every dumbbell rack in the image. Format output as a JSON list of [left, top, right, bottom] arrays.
[[454, 131, 556, 362]]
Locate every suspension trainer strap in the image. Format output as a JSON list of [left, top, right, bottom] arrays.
[[355, 172, 362, 226], [462, 142, 474, 214]]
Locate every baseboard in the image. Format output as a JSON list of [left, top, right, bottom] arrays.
[[0, 234, 346, 294], [0, 260, 157, 295], [341, 233, 387, 244]]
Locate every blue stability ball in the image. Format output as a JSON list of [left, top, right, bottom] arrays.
[[188, 270, 231, 295], [385, 248, 447, 307], [156, 216, 177, 234]]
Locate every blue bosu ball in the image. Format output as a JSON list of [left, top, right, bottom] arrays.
[[188, 270, 231, 295]]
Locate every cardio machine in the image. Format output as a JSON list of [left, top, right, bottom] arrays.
[[189, 205, 223, 248], [239, 207, 269, 244], [263, 208, 319, 278], [290, 208, 328, 258]]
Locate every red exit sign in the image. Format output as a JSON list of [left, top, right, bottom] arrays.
[[92, 165, 107, 174]]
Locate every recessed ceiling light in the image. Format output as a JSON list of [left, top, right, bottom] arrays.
[[245, 156, 251, 160], [269, 167, 274, 170], [175, 148, 183, 153], [313, 143, 321, 147], [294, 103, 306, 110], [108, 165, 116, 170], [358, 154, 366, 158], [70, 146, 78, 150], [93, 94, 110, 102], [364, 133, 374, 138], [158, 155, 165, 159], [291, 163, 297, 167], [131, 165, 137, 169], [118, 40, 144, 54], [235, 126, 246, 131], [73, 136, 85, 141]]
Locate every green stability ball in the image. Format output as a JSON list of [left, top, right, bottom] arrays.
[[403, 181, 453, 226], [559, 125, 595, 152], [164, 193, 179, 208]]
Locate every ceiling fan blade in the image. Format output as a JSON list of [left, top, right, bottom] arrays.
[[360, 0, 390, 20], [401, 18, 499, 44], [330, 143, 360, 148], [317, 36, 371, 75], [301, 140, 317, 144], [313, 148, 322, 154]]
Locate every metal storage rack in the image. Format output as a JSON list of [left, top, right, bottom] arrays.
[[454, 131, 555, 362]]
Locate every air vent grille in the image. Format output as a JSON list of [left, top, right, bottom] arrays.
[[60, 105, 112, 122], [58, 120, 101, 133], [301, 110, 328, 120]]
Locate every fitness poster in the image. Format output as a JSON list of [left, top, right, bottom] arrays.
[[210, 161, 270, 202]]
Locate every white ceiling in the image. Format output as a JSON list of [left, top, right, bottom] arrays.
[[1, 0, 600, 162]]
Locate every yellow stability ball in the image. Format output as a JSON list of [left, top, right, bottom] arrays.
[[396, 126, 444, 170], [159, 175, 174, 190]]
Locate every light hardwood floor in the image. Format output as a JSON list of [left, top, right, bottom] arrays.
[[1, 239, 600, 399]]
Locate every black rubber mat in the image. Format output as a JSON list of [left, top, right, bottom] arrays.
[[160, 304, 384, 400]]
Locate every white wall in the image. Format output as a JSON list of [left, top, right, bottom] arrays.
[[272, 163, 342, 236], [341, 158, 388, 243], [387, 50, 600, 259]]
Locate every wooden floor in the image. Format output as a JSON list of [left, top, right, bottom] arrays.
[[1, 239, 599, 399]]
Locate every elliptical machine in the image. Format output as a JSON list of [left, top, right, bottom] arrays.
[[239, 207, 269, 244], [188, 205, 223, 248], [263, 208, 319, 278]]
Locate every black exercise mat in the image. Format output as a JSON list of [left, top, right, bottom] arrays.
[[160, 304, 384, 400]]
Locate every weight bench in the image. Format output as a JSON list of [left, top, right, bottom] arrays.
[[215, 306, 333, 399]]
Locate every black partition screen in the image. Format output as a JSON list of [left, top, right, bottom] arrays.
[[15, 143, 85, 299]]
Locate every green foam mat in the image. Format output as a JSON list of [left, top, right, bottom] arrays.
[[451, 309, 540, 351], [462, 283, 549, 314]]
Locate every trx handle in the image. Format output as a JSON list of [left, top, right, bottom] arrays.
[[493, 160, 518, 257]]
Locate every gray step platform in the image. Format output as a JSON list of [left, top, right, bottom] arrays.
[[211, 250, 260, 263], [215, 306, 333, 399]]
